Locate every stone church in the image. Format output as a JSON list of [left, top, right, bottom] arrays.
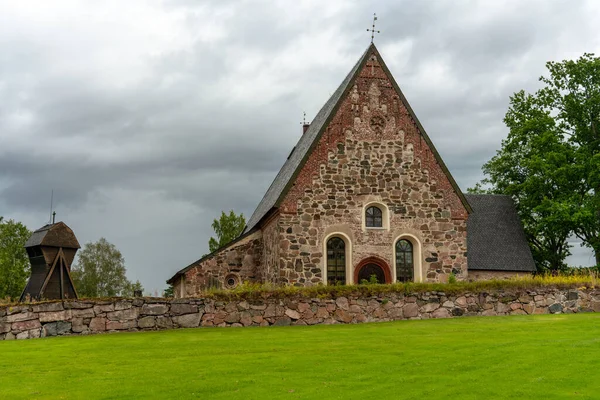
[[168, 43, 535, 298]]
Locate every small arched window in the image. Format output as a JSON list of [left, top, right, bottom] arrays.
[[365, 206, 383, 228], [326, 237, 346, 285], [395, 239, 414, 282]]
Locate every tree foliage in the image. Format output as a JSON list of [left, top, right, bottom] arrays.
[[0, 217, 32, 299], [208, 211, 246, 253], [125, 280, 144, 297], [540, 54, 600, 267], [71, 238, 143, 298], [477, 53, 600, 270], [163, 284, 174, 298]]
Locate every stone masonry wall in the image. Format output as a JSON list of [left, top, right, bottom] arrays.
[[469, 271, 531, 281], [2, 287, 600, 340], [261, 215, 281, 285], [177, 231, 263, 296], [276, 50, 468, 285]]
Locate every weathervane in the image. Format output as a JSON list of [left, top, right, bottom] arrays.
[[366, 13, 380, 43], [300, 111, 307, 125]]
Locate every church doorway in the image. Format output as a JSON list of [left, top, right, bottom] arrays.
[[354, 257, 392, 284], [358, 263, 385, 283]]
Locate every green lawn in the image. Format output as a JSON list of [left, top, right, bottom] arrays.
[[1, 314, 600, 399]]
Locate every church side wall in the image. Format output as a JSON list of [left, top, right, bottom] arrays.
[[469, 270, 530, 281], [277, 53, 468, 285], [177, 231, 263, 297]]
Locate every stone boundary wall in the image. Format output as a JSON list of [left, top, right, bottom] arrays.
[[2, 288, 600, 340]]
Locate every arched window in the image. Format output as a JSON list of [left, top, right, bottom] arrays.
[[326, 237, 346, 285], [395, 239, 414, 282], [365, 206, 383, 228]]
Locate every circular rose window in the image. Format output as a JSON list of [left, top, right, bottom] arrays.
[[225, 274, 239, 289]]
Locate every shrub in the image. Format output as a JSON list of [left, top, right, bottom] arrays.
[[448, 273, 457, 284], [3, 272, 597, 306], [196, 273, 597, 302]]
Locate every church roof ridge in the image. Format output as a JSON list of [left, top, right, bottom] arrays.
[[244, 43, 471, 233]]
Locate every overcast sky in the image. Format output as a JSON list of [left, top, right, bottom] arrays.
[[1, 0, 598, 293]]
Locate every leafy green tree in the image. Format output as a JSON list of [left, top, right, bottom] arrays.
[[477, 53, 600, 269], [479, 91, 574, 271], [538, 54, 600, 266], [0, 217, 32, 299], [124, 280, 144, 297], [163, 284, 174, 298], [71, 238, 142, 297], [208, 211, 246, 252]]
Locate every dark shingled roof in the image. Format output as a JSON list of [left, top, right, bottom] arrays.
[[25, 222, 80, 249], [465, 194, 536, 272], [244, 43, 472, 233]]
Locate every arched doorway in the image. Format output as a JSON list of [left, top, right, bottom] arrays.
[[354, 257, 392, 284], [358, 263, 385, 283]]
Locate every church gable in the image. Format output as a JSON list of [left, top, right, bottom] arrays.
[[246, 44, 470, 235], [280, 46, 469, 219], [270, 45, 471, 285]]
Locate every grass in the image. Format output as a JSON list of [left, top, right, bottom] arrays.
[[1, 314, 600, 399]]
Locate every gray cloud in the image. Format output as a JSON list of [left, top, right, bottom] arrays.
[[1, 0, 597, 292]]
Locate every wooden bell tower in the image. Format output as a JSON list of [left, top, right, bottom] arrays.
[[20, 221, 80, 301]]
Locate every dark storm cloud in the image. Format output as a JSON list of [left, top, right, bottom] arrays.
[[1, 0, 597, 290]]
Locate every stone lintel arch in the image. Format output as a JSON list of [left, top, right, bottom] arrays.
[[392, 233, 423, 283], [322, 231, 353, 285], [354, 256, 392, 284]]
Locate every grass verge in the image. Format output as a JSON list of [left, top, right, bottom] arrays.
[[1, 314, 599, 399]]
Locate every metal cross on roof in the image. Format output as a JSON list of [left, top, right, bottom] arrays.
[[300, 111, 307, 125], [300, 111, 310, 134], [366, 13, 380, 43]]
